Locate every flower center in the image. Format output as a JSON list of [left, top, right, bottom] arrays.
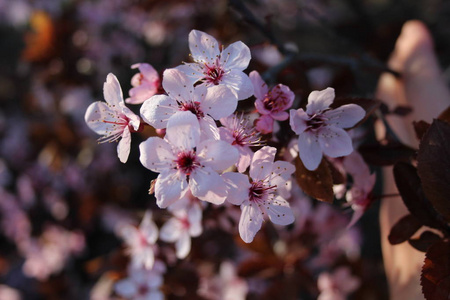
[[179, 101, 204, 119], [204, 61, 224, 85], [175, 150, 199, 175], [263, 87, 289, 112], [306, 113, 327, 130], [249, 181, 276, 202]]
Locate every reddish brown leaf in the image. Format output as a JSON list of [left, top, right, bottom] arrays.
[[359, 142, 416, 166], [409, 231, 442, 252], [392, 105, 413, 116], [388, 214, 422, 245], [413, 120, 431, 141], [421, 239, 450, 300], [417, 120, 450, 222], [438, 106, 450, 123], [393, 162, 445, 231], [295, 157, 333, 203], [237, 256, 281, 278]]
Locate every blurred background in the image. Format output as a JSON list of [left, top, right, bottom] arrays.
[[1, 0, 450, 299]]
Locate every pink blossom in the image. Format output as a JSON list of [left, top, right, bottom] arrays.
[[85, 73, 141, 163], [140, 68, 237, 140], [250, 71, 294, 134], [0, 285, 22, 300], [115, 261, 166, 300], [223, 146, 295, 243], [126, 63, 160, 105], [139, 111, 239, 208], [160, 205, 202, 259], [176, 30, 254, 100], [219, 113, 261, 173], [119, 211, 158, 270], [317, 267, 360, 300], [343, 151, 376, 228], [289, 87, 365, 170]]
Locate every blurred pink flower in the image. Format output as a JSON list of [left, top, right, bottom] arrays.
[[317, 267, 360, 300], [223, 146, 295, 243], [250, 70, 294, 134], [160, 205, 202, 259], [176, 30, 254, 100], [0, 285, 22, 300], [139, 111, 238, 208], [85, 73, 141, 163], [119, 211, 159, 270], [126, 63, 160, 105], [289, 87, 365, 170]]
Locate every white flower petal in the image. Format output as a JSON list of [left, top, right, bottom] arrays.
[[222, 70, 254, 100], [306, 87, 334, 115], [220, 41, 251, 71], [190, 167, 227, 205], [188, 30, 220, 63], [165, 111, 200, 150], [239, 201, 263, 243], [162, 68, 194, 102], [117, 126, 131, 163], [222, 172, 251, 206], [175, 63, 203, 83], [188, 205, 203, 237], [267, 196, 295, 225], [318, 126, 353, 158], [155, 170, 188, 208], [140, 211, 158, 244], [201, 85, 237, 120], [289, 109, 308, 135], [249, 71, 269, 100], [160, 218, 182, 242], [199, 116, 220, 140], [197, 140, 239, 172], [84, 101, 116, 135], [323, 104, 365, 128], [175, 232, 191, 259], [103, 73, 124, 106], [139, 137, 175, 172], [298, 131, 323, 171], [140, 95, 177, 129], [249, 146, 276, 181]]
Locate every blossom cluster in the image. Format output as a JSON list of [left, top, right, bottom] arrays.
[[83, 29, 370, 299]]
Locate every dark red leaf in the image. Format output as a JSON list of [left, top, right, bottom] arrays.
[[413, 120, 431, 141], [409, 231, 442, 252], [392, 105, 413, 116], [388, 214, 422, 245], [421, 239, 450, 300], [393, 162, 446, 230], [295, 157, 334, 203], [326, 158, 346, 185], [438, 106, 450, 123], [359, 142, 416, 166], [417, 120, 450, 222]]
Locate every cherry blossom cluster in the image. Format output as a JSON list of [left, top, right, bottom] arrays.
[[84, 29, 370, 298]]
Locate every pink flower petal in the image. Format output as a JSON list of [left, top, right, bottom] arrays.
[[255, 114, 274, 134], [222, 69, 254, 100], [201, 85, 237, 120], [305, 87, 334, 115], [162, 68, 194, 102], [140, 94, 177, 129], [298, 131, 323, 170], [160, 218, 181, 242], [318, 126, 353, 158], [249, 71, 269, 100], [249, 146, 276, 181], [324, 104, 365, 129], [103, 73, 124, 107], [199, 116, 220, 140], [197, 140, 239, 172], [188, 30, 220, 63], [139, 137, 175, 173], [117, 126, 131, 163], [189, 167, 228, 205], [222, 172, 251, 206], [84, 101, 114, 135], [289, 109, 308, 135], [220, 41, 251, 71], [238, 201, 263, 243], [165, 111, 200, 150], [155, 170, 188, 208], [267, 196, 295, 225], [133, 63, 159, 82], [175, 231, 191, 259]]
